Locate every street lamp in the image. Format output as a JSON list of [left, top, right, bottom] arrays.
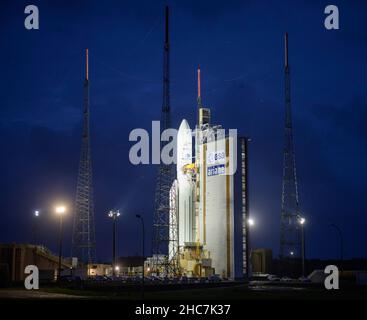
[[136, 214, 145, 299], [55, 205, 66, 282], [298, 215, 306, 277], [33, 210, 40, 244], [108, 210, 120, 276], [115, 266, 120, 276], [56, 206, 66, 214], [246, 217, 255, 279]]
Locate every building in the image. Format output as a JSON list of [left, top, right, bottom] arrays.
[[86, 263, 112, 277], [145, 255, 166, 275], [167, 72, 247, 279], [0, 243, 71, 283], [251, 249, 273, 275], [116, 256, 144, 276]]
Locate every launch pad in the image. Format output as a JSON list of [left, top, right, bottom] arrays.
[[149, 68, 249, 280]]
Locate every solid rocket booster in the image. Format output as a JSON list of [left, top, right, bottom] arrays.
[[177, 119, 195, 246]]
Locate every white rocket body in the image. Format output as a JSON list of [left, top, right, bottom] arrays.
[[177, 119, 195, 246]]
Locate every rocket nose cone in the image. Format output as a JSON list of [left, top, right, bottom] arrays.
[[179, 119, 190, 131]]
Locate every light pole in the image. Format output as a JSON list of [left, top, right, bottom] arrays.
[[55, 205, 66, 282], [246, 218, 254, 279], [136, 214, 145, 299], [298, 216, 306, 277], [33, 210, 40, 244], [115, 266, 120, 276], [108, 210, 120, 276], [329, 223, 344, 272]]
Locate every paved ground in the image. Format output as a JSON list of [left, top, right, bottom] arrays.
[[0, 289, 90, 299], [0, 282, 366, 300]]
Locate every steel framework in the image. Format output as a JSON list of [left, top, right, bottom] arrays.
[[240, 137, 250, 277], [72, 49, 97, 264], [168, 180, 179, 272], [152, 6, 178, 275], [280, 33, 301, 259]]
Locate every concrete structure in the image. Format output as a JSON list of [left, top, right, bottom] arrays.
[[145, 255, 166, 275], [251, 249, 273, 274], [87, 263, 112, 277], [197, 131, 241, 279], [0, 243, 71, 282], [116, 256, 145, 276], [118, 266, 143, 276]]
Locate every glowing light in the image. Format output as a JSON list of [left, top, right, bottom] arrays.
[[108, 210, 120, 218], [55, 206, 66, 214], [248, 218, 255, 226]]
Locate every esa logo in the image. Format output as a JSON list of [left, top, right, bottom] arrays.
[[207, 151, 225, 165]]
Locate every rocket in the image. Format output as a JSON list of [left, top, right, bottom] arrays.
[[177, 119, 192, 180], [177, 119, 195, 246]]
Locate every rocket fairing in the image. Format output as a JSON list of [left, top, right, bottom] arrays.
[[177, 119, 195, 246], [177, 119, 192, 180]]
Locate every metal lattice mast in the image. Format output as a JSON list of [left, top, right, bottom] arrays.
[[280, 33, 301, 259], [72, 49, 96, 264], [152, 6, 176, 275], [168, 180, 179, 273]]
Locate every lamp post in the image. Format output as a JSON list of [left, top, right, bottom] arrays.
[[115, 266, 120, 276], [298, 216, 306, 277], [108, 210, 120, 276], [55, 205, 66, 282], [33, 210, 40, 244], [329, 223, 344, 272], [136, 214, 145, 299], [246, 218, 254, 279]]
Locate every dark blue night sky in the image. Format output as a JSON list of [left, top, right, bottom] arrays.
[[0, 0, 366, 262]]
